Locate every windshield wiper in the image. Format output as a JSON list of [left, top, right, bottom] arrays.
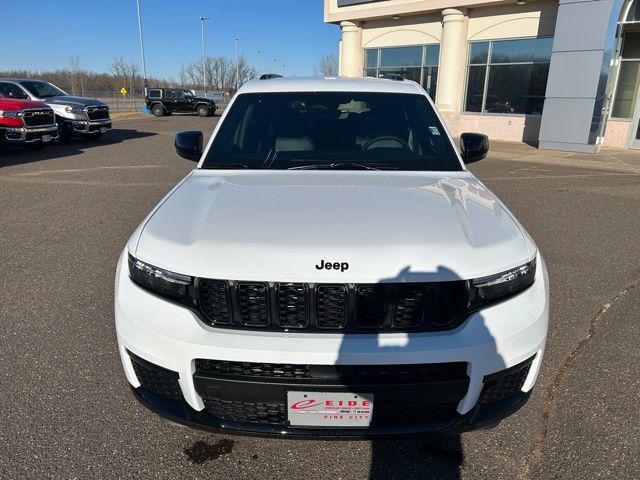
[[288, 162, 397, 171], [204, 163, 254, 169]]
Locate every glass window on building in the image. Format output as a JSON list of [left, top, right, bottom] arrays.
[[364, 44, 440, 99], [611, 32, 640, 118], [463, 37, 553, 115]]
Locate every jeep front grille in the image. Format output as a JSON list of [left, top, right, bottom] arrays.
[[21, 108, 55, 127], [196, 279, 469, 333]]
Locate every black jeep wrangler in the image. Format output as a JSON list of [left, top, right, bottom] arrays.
[[145, 88, 217, 117]]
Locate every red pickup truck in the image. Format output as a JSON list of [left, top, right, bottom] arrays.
[[0, 94, 58, 148]]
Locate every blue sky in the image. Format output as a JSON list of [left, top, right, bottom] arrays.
[[4, 0, 340, 78]]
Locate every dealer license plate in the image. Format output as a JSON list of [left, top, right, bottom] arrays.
[[42, 135, 52, 143], [287, 392, 373, 427], [100, 127, 108, 133]]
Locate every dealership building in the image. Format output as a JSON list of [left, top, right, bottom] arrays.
[[325, 0, 640, 152]]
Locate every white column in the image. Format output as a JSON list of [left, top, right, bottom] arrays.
[[436, 9, 468, 113], [340, 21, 363, 77]]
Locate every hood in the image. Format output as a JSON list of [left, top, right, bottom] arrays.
[[133, 170, 534, 283], [43, 95, 106, 108], [196, 97, 215, 103], [0, 97, 49, 110]]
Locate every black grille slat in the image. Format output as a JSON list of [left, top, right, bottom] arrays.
[[316, 285, 347, 329], [355, 285, 387, 329], [198, 280, 232, 325], [195, 281, 469, 333], [238, 283, 270, 327], [197, 360, 311, 379], [395, 285, 428, 328], [22, 109, 55, 127], [277, 284, 307, 328], [431, 283, 468, 328]]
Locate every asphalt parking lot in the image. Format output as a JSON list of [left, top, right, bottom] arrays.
[[1, 116, 639, 480]]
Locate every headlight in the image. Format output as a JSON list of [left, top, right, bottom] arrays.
[[64, 106, 85, 114], [469, 259, 536, 310], [128, 254, 193, 300], [0, 110, 19, 118]]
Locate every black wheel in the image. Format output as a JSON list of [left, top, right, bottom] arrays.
[[82, 132, 103, 141], [55, 120, 72, 144], [207, 105, 217, 117], [152, 104, 165, 117], [197, 105, 210, 117]]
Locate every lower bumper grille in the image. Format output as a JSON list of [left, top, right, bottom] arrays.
[[201, 397, 458, 426], [478, 356, 534, 405], [127, 356, 535, 435], [203, 398, 286, 424], [193, 360, 469, 428], [129, 352, 182, 401]]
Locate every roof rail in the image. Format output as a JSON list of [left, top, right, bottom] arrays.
[[378, 73, 405, 81], [259, 73, 284, 80]]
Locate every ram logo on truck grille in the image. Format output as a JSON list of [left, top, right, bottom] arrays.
[[21, 109, 55, 127]]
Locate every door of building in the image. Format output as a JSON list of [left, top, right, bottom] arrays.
[[629, 86, 640, 149]]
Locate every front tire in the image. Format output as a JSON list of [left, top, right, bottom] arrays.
[[197, 105, 210, 117], [56, 120, 72, 144], [152, 104, 165, 117]]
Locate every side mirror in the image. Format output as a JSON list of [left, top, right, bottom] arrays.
[[460, 133, 489, 164], [175, 131, 203, 161]]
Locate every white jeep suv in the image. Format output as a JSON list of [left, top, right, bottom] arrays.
[[115, 76, 548, 437]]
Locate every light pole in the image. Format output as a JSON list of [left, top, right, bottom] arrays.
[[273, 57, 278, 73], [283, 64, 287, 76], [200, 16, 210, 96], [235, 37, 240, 91], [257, 49, 262, 74], [135, 0, 148, 95]]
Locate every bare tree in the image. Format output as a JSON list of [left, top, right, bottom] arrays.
[[229, 55, 259, 93], [109, 57, 128, 92], [179, 63, 187, 86], [317, 54, 339, 77], [209, 56, 232, 91], [69, 56, 81, 94], [126, 62, 139, 95]]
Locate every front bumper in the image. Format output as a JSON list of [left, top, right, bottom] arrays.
[[2, 125, 58, 143], [115, 249, 549, 437], [71, 118, 112, 134], [131, 384, 532, 438]]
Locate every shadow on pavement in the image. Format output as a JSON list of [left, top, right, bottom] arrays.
[[335, 265, 505, 480], [0, 128, 157, 168]]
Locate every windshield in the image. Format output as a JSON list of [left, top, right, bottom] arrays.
[[184, 90, 195, 97], [202, 92, 462, 171], [20, 81, 66, 98]]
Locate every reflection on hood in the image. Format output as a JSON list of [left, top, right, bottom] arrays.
[[46, 96, 106, 107]]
